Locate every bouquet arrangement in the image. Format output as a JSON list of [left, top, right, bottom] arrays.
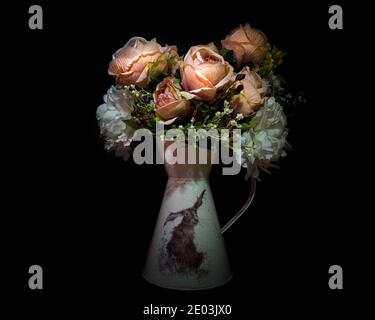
[[97, 24, 300, 178]]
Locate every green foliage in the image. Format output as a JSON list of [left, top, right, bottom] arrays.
[[148, 54, 168, 85], [128, 87, 157, 130], [167, 56, 175, 67], [189, 100, 239, 131], [150, 69, 166, 83], [125, 118, 140, 129], [219, 48, 237, 67], [174, 68, 182, 82], [259, 46, 286, 77], [194, 102, 216, 124]]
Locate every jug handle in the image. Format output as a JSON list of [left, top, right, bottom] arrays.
[[221, 177, 257, 234]]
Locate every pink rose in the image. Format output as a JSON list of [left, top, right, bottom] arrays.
[[154, 77, 193, 120], [231, 67, 268, 117], [222, 24, 270, 66], [108, 37, 167, 89], [181, 44, 234, 100]]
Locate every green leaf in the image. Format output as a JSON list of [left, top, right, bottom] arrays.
[[259, 45, 286, 77], [219, 48, 237, 67], [151, 69, 166, 83], [167, 56, 175, 67], [173, 77, 181, 85], [174, 68, 182, 82], [271, 46, 286, 66], [125, 118, 140, 129], [238, 122, 252, 132]]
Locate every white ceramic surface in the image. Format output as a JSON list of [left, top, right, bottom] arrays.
[[143, 142, 232, 290]]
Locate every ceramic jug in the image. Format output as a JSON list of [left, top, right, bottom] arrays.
[[143, 141, 256, 290]]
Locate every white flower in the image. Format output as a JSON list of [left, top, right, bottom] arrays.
[[223, 107, 232, 115], [96, 86, 136, 160], [239, 97, 288, 178], [236, 113, 244, 120]]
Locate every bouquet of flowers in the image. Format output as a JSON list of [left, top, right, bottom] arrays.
[[97, 23, 299, 178]]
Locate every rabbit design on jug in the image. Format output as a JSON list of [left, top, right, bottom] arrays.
[[160, 190, 206, 275]]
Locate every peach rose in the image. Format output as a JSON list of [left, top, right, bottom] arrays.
[[154, 77, 193, 120], [222, 24, 270, 66], [181, 44, 234, 100], [108, 37, 167, 88], [231, 67, 268, 117]]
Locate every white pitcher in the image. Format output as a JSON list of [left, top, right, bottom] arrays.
[[143, 141, 256, 290]]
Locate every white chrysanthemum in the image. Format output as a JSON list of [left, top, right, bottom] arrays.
[[239, 97, 288, 178], [96, 86, 135, 160]]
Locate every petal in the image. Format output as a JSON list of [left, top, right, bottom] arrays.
[[113, 37, 148, 66], [132, 54, 156, 74], [124, 37, 148, 49], [206, 42, 219, 53], [190, 87, 217, 100], [156, 100, 192, 120], [244, 27, 268, 48], [196, 62, 226, 86], [215, 64, 234, 90], [116, 70, 140, 86], [232, 94, 253, 116], [183, 46, 196, 65], [221, 39, 247, 65], [228, 24, 248, 42], [181, 64, 212, 91], [142, 38, 163, 54]]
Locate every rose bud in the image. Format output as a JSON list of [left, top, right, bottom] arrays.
[[108, 37, 167, 89], [163, 45, 180, 74], [221, 24, 270, 66], [181, 44, 234, 101], [231, 67, 268, 117], [154, 77, 193, 120]]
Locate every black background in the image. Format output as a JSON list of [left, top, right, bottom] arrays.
[[3, 0, 373, 318]]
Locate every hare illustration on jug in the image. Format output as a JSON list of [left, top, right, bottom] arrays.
[[159, 190, 207, 276]]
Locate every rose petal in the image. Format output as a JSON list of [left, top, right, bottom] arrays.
[[189, 87, 217, 100], [196, 62, 226, 86], [156, 100, 192, 120], [182, 64, 212, 91]]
